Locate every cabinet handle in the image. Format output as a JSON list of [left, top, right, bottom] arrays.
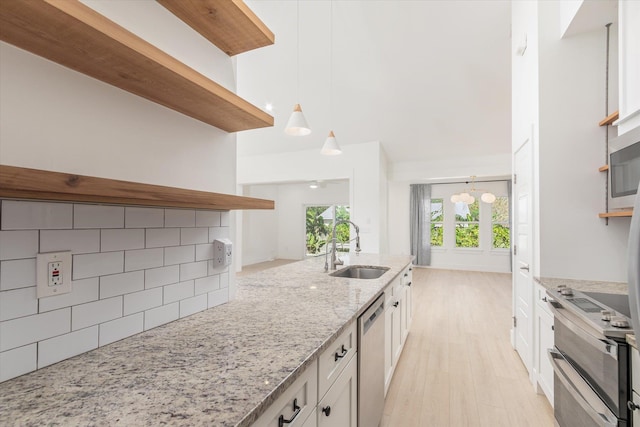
[[322, 406, 331, 416], [629, 401, 640, 411], [393, 301, 399, 308], [334, 344, 348, 361], [407, 282, 412, 287], [404, 273, 408, 277], [542, 297, 548, 302], [278, 398, 301, 427]]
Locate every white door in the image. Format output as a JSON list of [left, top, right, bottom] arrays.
[[513, 136, 534, 374]]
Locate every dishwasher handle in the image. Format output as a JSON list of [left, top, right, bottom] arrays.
[[361, 295, 385, 335]]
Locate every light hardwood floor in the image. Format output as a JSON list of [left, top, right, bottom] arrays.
[[382, 267, 554, 427]]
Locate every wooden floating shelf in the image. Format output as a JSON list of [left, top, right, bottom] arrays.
[[0, 165, 274, 211], [157, 0, 275, 56], [599, 165, 610, 172], [599, 210, 633, 218], [0, 0, 273, 132], [599, 110, 619, 127]]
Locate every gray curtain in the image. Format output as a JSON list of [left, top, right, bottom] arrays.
[[410, 184, 431, 266], [507, 179, 513, 273]]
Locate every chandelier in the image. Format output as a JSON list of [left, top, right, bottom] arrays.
[[450, 176, 496, 204]]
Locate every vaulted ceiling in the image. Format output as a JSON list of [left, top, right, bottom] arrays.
[[237, 0, 512, 165]]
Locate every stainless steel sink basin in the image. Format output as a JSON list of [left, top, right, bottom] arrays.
[[329, 265, 390, 279]]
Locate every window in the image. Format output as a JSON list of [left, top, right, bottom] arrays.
[[305, 205, 350, 257], [492, 196, 510, 249], [430, 198, 443, 246], [455, 200, 479, 248]]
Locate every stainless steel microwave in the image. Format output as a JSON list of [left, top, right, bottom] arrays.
[[609, 126, 640, 210]]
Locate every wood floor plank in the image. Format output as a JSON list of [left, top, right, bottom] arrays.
[[383, 267, 554, 427]]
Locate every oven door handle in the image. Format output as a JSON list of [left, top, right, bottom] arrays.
[[548, 349, 618, 427], [548, 300, 618, 360]]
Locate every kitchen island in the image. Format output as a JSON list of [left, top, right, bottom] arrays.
[[0, 254, 412, 426]]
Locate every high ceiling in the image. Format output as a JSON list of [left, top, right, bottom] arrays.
[[237, 0, 512, 164]]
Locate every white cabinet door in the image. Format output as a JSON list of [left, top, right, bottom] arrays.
[[384, 290, 393, 394], [537, 304, 554, 403], [392, 282, 403, 364], [301, 408, 317, 427], [317, 355, 357, 427]]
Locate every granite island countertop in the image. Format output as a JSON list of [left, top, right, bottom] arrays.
[[0, 254, 412, 427], [535, 276, 628, 295]]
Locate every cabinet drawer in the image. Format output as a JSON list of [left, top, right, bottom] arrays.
[[536, 284, 552, 316], [252, 359, 318, 427], [318, 321, 357, 399]]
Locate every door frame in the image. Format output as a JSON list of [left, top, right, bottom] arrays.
[[512, 129, 535, 380]]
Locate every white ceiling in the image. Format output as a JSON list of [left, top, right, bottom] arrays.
[[236, 0, 512, 165]]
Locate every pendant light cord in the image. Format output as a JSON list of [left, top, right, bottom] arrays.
[[296, 0, 300, 102], [329, 0, 333, 126]]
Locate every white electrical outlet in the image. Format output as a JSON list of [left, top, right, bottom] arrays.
[[37, 251, 72, 298], [213, 238, 232, 267]]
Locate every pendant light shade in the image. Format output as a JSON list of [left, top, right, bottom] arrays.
[[481, 192, 497, 204], [321, 131, 342, 155], [285, 104, 311, 136]]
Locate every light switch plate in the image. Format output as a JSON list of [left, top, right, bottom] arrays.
[[37, 251, 72, 298]]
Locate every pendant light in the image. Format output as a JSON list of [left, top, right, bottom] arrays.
[[321, 1, 342, 155], [284, 0, 311, 136], [450, 176, 496, 205]]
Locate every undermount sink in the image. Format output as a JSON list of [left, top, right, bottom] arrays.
[[330, 265, 390, 279]]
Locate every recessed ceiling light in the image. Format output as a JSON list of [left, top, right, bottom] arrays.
[[265, 103, 274, 112]]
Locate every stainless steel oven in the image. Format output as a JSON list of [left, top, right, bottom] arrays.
[[547, 288, 632, 427]]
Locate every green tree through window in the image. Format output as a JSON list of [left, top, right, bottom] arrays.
[[492, 197, 510, 249], [455, 200, 479, 248], [430, 199, 443, 246]]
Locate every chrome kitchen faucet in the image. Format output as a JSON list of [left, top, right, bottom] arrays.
[[324, 220, 361, 271]]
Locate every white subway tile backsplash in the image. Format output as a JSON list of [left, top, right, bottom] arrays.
[[195, 210, 221, 227], [0, 201, 232, 380], [125, 248, 163, 272], [194, 275, 220, 295], [0, 287, 37, 321], [40, 230, 100, 254], [0, 308, 70, 352], [38, 326, 98, 369], [179, 294, 208, 318], [74, 205, 124, 229], [0, 230, 38, 260], [1, 201, 72, 230], [164, 280, 194, 304], [180, 261, 208, 281], [73, 252, 124, 280], [39, 278, 99, 313], [100, 271, 144, 299], [195, 243, 213, 262], [220, 272, 229, 289], [72, 297, 122, 331], [0, 258, 36, 291], [209, 226, 230, 242], [208, 260, 228, 276], [0, 344, 37, 382], [124, 287, 162, 316], [101, 229, 144, 252], [181, 228, 209, 245], [146, 228, 180, 248], [99, 313, 143, 346], [144, 265, 179, 289], [165, 209, 195, 227], [208, 288, 228, 309], [144, 302, 178, 330], [164, 245, 194, 266], [125, 207, 164, 228], [220, 211, 230, 227]]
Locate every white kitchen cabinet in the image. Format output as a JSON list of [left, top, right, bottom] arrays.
[[318, 322, 357, 399], [402, 266, 413, 340], [251, 359, 318, 427], [384, 287, 394, 394], [392, 279, 403, 366], [317, 355, 357, 427], [302, 408, 317, 427], [534, 283, 554, 405]]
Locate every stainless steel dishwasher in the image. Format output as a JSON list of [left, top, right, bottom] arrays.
[[358, 293, 385, 427]]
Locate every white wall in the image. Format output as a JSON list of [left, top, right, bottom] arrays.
[[238, 141, 387, 254], [537, 1, 629, 282], [617, 0, 640, 134], [241, 186, 279, 266]]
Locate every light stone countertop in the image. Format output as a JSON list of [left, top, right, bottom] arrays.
[[535, 276, 628, 295], [0, 254, 412, 427]]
